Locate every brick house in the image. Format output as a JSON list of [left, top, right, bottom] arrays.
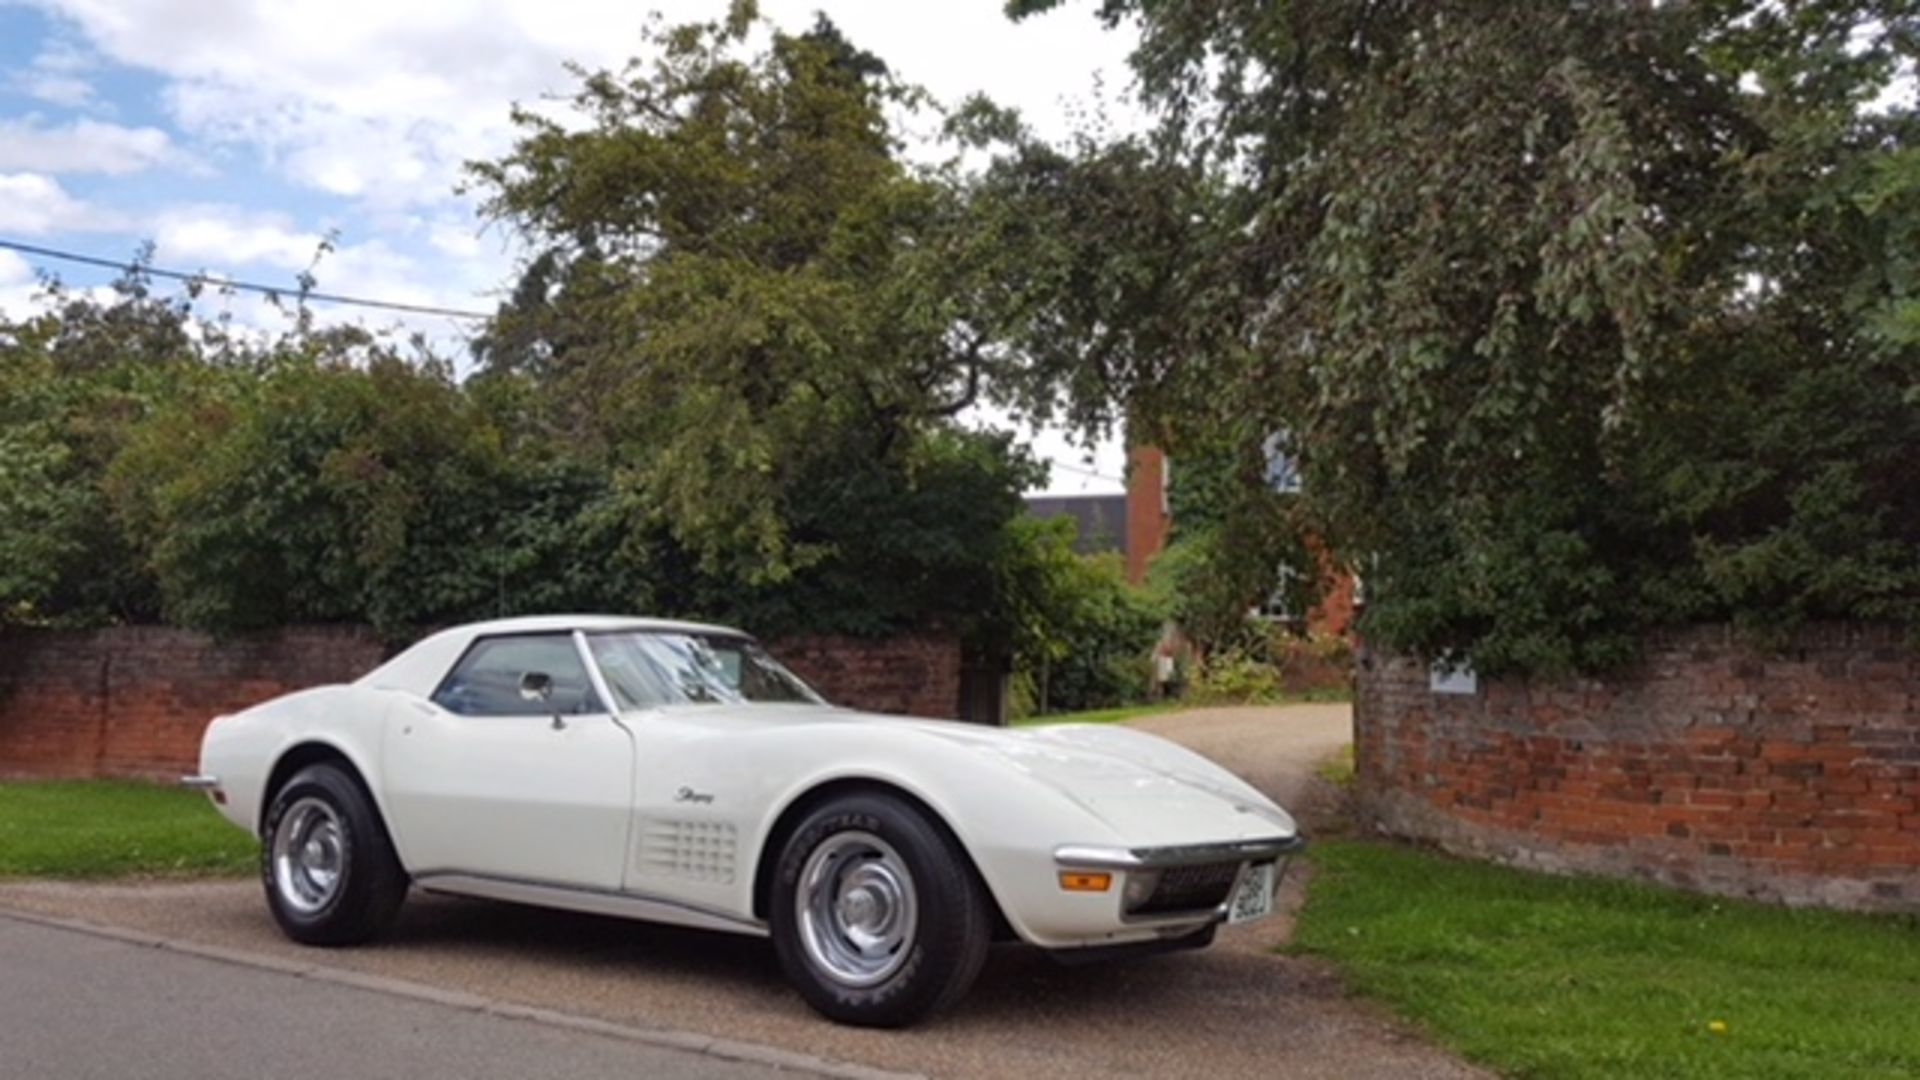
[[1024, 441, 1356, 636]]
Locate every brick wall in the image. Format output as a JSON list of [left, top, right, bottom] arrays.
[[769, 633, 962, 721], [0, 626, 965, 781], [1355, 624, 1919, 912], [0, 626, 387, 780]]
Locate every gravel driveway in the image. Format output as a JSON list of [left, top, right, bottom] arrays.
[[0, 704, 1480, 1079]]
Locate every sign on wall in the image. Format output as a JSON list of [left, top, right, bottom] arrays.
[[1429, 657, 1478, 695]]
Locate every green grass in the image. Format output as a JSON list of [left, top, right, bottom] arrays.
[[1188, 684, 1355, 707], [1291, 840, 1920, 1080], [1016, 688, 1352, 727], [1014, 702, 1187, 727], [1315, 743, 1356, 788], [0, 780, 255, 878]]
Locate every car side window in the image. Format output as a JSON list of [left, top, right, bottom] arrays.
[[431, 634, 605, 717]]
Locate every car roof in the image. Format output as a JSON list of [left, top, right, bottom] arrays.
[[449, 614, 745, 637], [355, 614, 749, 695]]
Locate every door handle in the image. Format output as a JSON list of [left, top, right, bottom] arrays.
[[551, 714, 567, 731]]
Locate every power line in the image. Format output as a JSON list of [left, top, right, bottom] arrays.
[[0, 238, 494, 321], [1046, 459, 1124, 483]]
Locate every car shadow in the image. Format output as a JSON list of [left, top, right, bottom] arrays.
[[379, 888, 1319, 1029], [388, 891, 782, 979]]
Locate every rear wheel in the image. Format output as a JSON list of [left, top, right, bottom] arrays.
[[261, 763, 407, 945], [770, 793, 991, 1027]]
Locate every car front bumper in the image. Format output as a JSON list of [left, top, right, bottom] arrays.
[[989, 833, 1305, 950]]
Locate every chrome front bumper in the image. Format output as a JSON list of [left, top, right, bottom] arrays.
[[179, 774, 221, 790], [1052, 834, 1304, 870], [1053, 834, 1304, 927]]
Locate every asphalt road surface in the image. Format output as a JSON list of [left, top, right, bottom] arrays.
[[0, 705, 1483, 1080], [0, 916, 806, 1080]]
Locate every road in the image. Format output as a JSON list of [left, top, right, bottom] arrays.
[[0, 916, 798, 1080], [0, 704, 1482, 1079], [1130, 702, 1355, 824]]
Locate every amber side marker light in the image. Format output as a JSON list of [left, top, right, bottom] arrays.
[[1058, 871, 1113, 892]]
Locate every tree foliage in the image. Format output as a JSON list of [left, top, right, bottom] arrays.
[[1008, 0, 1920, 672], [0, 9, 1059, 654], [998, 515, 1165, 715], [468, 4, 1039, 591]]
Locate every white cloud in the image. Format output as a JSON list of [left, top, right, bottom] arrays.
[[18, 71, 95, 109], [35, 0, 1140, 211], [0, 172, 126, 233], [13, 38, 100, 108], [0, 250, 123, 320], [426, 216, 485, 259], [18, 1, 1136, 482], [151, 205, 327, 270], [0, 249, 34, 287], [0, 116, 181, 174], [968, 402, 1129, 497], [142, 203, 507, 347]]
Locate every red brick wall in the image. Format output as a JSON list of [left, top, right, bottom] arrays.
[[1355, 624, 1919, 912], [770, 633, 962, 721], [0, 626, 964, 780], [0, 626, 387, 781]]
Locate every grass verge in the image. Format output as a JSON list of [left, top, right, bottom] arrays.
[[1017, 688, 1351, 727], [0, 780, 255, 878], [1290, 840, 1920, 1080], [1315, 744, 1356, 788], [1014, 703, 1187, 727]]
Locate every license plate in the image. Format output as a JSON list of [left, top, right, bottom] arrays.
[[1227, 861, 1276, 925]]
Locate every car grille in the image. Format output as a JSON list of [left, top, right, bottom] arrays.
[[1133, 861, 1241, 916]]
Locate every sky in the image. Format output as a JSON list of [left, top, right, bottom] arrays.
[[0, 0, 1139, 494]]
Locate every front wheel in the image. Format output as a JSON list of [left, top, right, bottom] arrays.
[[770, 793, 991, 1027], [260, 763, 408, 945]]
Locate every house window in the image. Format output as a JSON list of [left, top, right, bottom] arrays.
[[1251, 564, 1303, 623], [1263, 431, 1301, 494]]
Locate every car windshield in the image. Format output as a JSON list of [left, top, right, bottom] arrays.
[[586, 631, 825, 710]]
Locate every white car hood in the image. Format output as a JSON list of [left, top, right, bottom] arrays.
[[725, 706, 1299, 850], [933, 721, 1297, 848]]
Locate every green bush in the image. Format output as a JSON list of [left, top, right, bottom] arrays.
[[1186, 648, 1284, 705], [0, 287, 1055, 648], [1003, 517, 1166, 716]]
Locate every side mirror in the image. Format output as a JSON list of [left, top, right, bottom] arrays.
[[518, 671, 554, 703]]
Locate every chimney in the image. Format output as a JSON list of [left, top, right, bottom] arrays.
[[1124, 444, 1169, 584]]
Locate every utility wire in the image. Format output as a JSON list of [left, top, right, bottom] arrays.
[[0, 238, 494, 320], [1046, 459, 1125, 484], [11, 242, 1133, 488]]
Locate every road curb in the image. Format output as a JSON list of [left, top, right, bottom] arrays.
[[0, 906, 919, 1080]]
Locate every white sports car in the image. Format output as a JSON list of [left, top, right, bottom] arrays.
[[186, 615, 1302, 1026]]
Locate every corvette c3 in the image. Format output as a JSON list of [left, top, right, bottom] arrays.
[[186, 615, 1303, 1026]]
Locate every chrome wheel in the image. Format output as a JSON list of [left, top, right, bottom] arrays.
[[795, 831, 918, 988], [271, 796, 345, 915]]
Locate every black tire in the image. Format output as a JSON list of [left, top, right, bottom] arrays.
[[260, 763, 408, 946], [770, 793, 992, 1027]]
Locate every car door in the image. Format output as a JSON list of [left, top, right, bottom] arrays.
[[581, 630, 760, 911], [381, 631, 635, 890]]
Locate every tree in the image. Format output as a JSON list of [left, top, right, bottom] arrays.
[[994, 515, 1165, 715], [0, 272, 208, 625], [468, 3, 1038, 595], [1008, 0, 1920, 672], [0, 11, 1073, 653]]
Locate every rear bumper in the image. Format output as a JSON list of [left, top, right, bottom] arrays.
[[179, 774, 221, 790]]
